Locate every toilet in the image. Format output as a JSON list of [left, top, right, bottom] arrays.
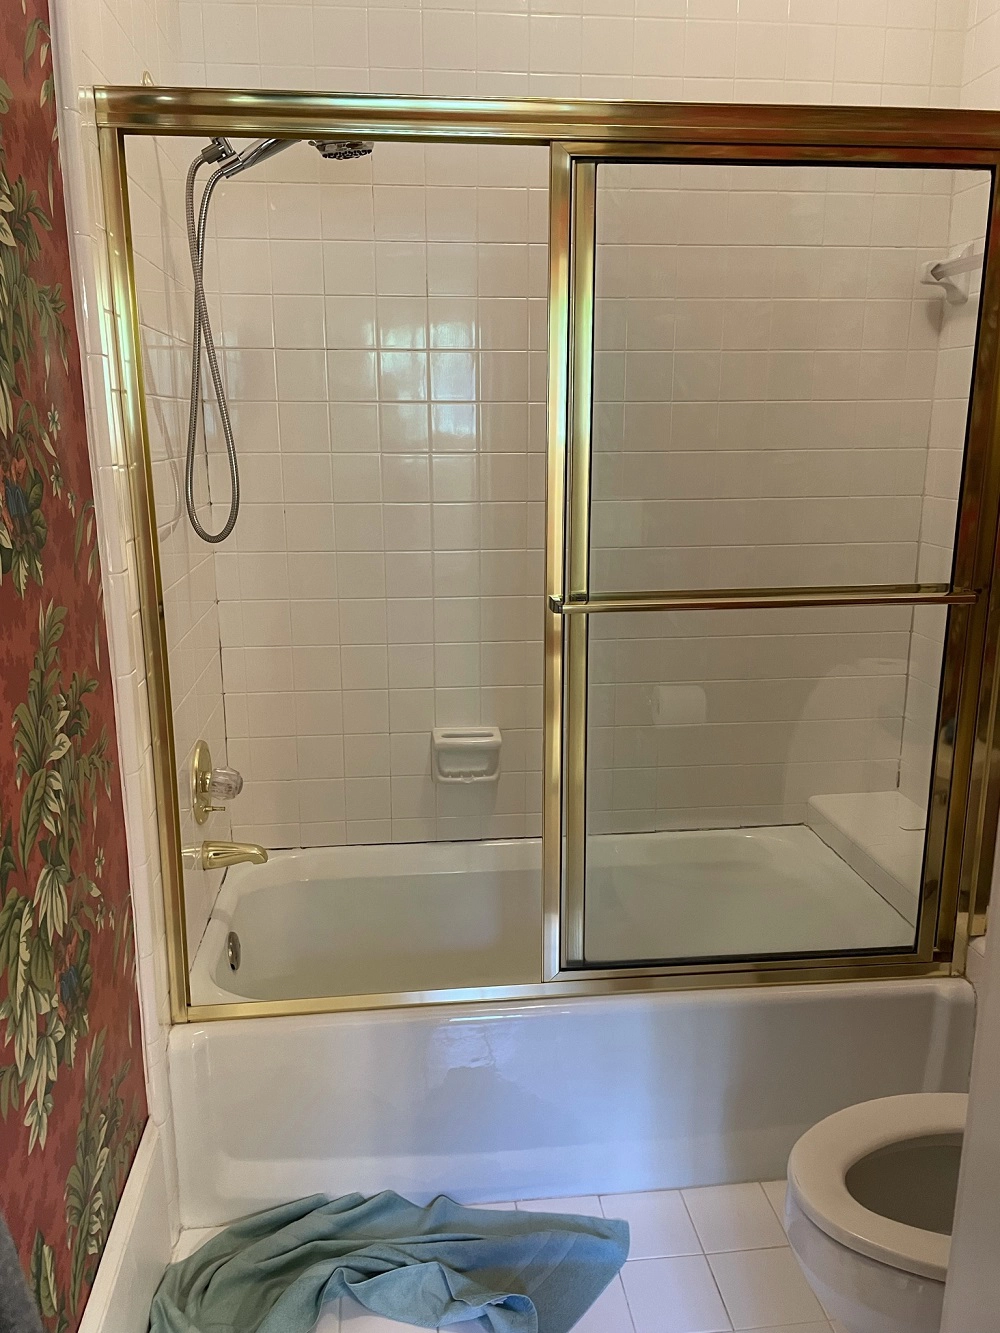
[[785, 1092, 967, 1333]]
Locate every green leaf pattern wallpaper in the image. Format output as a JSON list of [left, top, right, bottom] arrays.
[[0, 2, 148, 1329]]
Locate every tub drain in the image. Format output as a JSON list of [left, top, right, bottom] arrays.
[[226, 930, 241, 972]]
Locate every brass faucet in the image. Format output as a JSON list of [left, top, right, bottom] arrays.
[[199, 840, 268, 871]]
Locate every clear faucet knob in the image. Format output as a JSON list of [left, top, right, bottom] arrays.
[[209, 767, 244, 801]]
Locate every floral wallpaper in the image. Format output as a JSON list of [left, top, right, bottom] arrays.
[[0, 2, 148, 1329]]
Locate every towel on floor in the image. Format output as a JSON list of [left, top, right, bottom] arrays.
[[150, 1191, 629, 1333]]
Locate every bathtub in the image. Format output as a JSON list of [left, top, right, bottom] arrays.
[[175, 828, 968, 1227], [190, 838, 542, 1004], [190, 826, 914, 1005], [169, 977, 974, 1227]]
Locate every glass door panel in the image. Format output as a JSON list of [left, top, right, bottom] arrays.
[[580, 603, 946, 965], [590, 163, 990, 594], [558, 148, 994, 976]]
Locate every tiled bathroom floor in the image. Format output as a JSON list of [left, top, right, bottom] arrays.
[[173, 1180, 848, 1333]]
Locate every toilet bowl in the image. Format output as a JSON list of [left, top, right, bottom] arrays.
[[785, 1092, 967, 1333]]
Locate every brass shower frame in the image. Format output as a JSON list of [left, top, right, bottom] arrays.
[[93, 88, 1000, 1023]]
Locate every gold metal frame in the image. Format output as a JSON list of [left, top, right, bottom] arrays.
[[558, 140, 1000, 973], [93, 88, 1000, 1021]]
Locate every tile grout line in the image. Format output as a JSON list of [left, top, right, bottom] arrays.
[[607, 1184, 734, 1333], [614, 1261, 640, 1333], [677, 1189, 741, 1333], [598, 1187, 640, 1333]]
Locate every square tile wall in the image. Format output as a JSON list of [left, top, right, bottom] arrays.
[[177, 0, 969, 107], [587, 160, 985, 833], [587, 603, 926, 835], [898, 167, 986, 811], [895, 0, 1000, 818], [179, 141, 552, 848], [148, 0, 976, 873]]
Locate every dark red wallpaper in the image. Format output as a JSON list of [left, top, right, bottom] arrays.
[[0, 3, 148, 1329]]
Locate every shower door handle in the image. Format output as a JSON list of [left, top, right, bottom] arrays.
[[548, 585, 975, 616]]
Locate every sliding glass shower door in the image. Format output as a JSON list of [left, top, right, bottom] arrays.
[[550, 151, 992, 975], [99, 87, 1000, 1017]]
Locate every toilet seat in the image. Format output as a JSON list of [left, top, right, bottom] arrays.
[[787, 1092, 967, 1282]]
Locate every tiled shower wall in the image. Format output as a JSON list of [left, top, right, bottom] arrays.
[[175, 0, 969, 104], [197, 142, 551, 847], [898, 205, 980, 812], [587, 162, 971, 831], [896, 18, 997, 810], [592, 165, 958, 595], [158, 0, 976, 857]]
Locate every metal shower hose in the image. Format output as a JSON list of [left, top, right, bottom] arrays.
[[184, 154, 239, 543]]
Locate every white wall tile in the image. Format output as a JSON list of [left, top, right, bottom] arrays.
[[83, 0, 983, 931]]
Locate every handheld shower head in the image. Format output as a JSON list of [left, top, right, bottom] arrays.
[[219, 136, 295, 178], [310, 139, 374, 161], [183, 132, 377, 543], [200, 136, 374, 179]]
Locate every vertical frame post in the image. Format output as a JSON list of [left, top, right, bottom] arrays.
[[542, 146, 573, 980], [937, 168, 1000, 964], [97, 126, 191, 1021], [561, 162, 597, 968]]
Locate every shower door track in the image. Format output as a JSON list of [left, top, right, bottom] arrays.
[[94, 87, 1000, 1021]]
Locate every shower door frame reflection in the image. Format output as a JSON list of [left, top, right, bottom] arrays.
[[551, 141, 1000, 980], [93, 87, 1000, 1020]]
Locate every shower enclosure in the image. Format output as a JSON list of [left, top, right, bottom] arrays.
[[95, 89, 1000, 1020]]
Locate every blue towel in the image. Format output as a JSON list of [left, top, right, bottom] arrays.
[[150, 1192, 629, 1333]]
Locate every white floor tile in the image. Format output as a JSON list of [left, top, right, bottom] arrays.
[[760, 1179, 787, 1226], [569, 1274, 635, 1333], [600, 1190, 701, 1260], [681, 1184, 787, 1253], [469, 1201, 518, 1211], [707, 1248, 826, 1329], [516, 1195, 604, 1217], [622, 1255, 732, 1333]]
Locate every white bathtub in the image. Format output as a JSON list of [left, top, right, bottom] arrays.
[[169, 978, 974, 1227], [174, 831, 971, 1229], [190, 839, 542, 1003], [190, 826, 914, 1004]]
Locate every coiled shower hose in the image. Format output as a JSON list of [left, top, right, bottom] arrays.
[[184, 153, 240, 543]]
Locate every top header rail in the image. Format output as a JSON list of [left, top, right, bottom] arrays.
[[94, 87, 1000, 154]]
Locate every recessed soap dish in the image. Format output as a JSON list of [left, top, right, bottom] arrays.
[[432, 727, 502, 784]]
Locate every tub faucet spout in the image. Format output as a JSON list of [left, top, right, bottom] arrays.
[[200, 840, 268, 871]]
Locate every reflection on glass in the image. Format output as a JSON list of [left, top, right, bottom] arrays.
[[582, 604, 946, 963]]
